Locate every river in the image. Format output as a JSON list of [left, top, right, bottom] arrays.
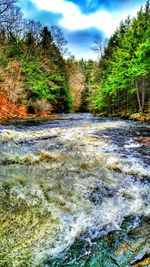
[[0, 113, 150, 267]]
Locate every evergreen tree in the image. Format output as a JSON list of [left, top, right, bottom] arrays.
[[94, 1, 150, 115]]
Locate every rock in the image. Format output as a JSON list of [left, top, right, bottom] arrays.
[[137, 137, 150, 147]]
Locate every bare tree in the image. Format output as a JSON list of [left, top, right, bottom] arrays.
[[0, 0, 22, 37], [23, 19, 42, 43], [91, 34, 108, 59], [0, 0, 16, 15], [50, 25, 68, 55]]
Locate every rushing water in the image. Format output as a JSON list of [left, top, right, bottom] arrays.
[[0, 113, 150, 267]]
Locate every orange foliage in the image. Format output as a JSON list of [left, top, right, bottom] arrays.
[[0, 92, 58, 121], [69, 65, 85, 112], [0, 92, 27, 121]]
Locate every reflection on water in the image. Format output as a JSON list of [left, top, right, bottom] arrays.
[[0, 113, 150, 267]]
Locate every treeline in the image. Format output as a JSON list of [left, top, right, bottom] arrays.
[[0, 0, 72, 115], [0, 0, 149, 118], [67, 1, 150, 116], [66, 57, 100, 112], [93, 0, 150, 115]]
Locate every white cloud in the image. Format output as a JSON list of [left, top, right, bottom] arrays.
[[30, 0, 144, 37]]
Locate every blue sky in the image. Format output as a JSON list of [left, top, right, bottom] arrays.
[[19, 0, 146, 59]]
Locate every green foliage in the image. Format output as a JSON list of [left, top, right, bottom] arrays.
[[79, 59, 100, 111], [41, 26, 53, 50], [94, 1, 150, 114], [22, 60, 53, 101], [0, 18, 73, 113], [22, 58, 72, 112]]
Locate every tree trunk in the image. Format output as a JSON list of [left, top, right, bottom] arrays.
[[141, 78, 145, 112], [126, 88, 129, 113], [136, 81, 142, 113]]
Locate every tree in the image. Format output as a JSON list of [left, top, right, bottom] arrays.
[[93, 1, 150, 115], [0, 0, 22, 37], [41, 26, 53, 50], [91, 34, 108, 59], [50, 25, 68, 55], [23, 19, 42, 43], [0, 0, 16, 15]]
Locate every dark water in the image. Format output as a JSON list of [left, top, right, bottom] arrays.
[[0, 113, 150, 267]]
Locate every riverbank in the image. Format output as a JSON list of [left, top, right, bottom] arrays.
[[0, 92, 58, 123], [95, 111, 150, 122], [0, 109, 149, 124], [0, 114, 58, 124], [0, 91, 149, 124], [121, 112, 150, 122]]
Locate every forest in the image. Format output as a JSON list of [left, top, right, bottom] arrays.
[[0, 0, 149, 120]]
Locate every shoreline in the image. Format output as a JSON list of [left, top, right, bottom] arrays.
[[0, 112, 149, 125], [95, 112, 150, 123], [0, 114, 59, 124]]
